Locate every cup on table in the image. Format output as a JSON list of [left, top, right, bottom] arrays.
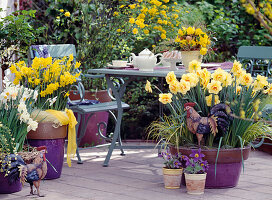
[[112, 60, 128, 67]]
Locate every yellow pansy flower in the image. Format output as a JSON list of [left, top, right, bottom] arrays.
[[186, 26, 195, 35], [129, 4, 136, 9], [161, 33, 166, 39], [159, 93, 172, 104], [200, 48, 207, 55], [113, 12, 119, 16], [143, 29, 149, 34], [205, 94, 220, 107], [207, 80, 222, 94], [59, 9, 64, 13]]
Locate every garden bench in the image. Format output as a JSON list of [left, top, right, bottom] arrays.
[[237, 46, 272, 82], [29, 44, 129, 164]]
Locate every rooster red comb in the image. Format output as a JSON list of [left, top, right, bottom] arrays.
[[184, 102, 196, 108], [36, 146, 47, 151]]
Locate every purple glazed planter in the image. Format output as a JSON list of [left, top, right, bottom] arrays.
[[0, 172, 22, 194], [27, 138, 65, 180], [171, 145, 251, 188]]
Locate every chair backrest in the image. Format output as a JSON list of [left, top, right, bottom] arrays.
[[28, 44, 77, 63], [237, 46, 272, 77]]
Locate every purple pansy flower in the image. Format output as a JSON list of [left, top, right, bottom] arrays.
[[189, 148, 205, 162]]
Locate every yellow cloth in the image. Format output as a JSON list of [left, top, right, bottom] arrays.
[[46, 108, 77, 167]]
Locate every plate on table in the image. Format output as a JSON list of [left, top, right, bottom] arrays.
[[201, 63, 221, 68], [107, 63, 128, 69]]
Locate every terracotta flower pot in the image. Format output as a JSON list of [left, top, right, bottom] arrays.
[[181, 51, 202, 72], [162, 167, 183, 189], [185, 173, 207, 195], [170, 146, 251, 188], [27, 122, 67, 180]]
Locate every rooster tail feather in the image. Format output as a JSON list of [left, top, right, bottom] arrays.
[[208, 116, 218, 136], [18, 165, 27, 185]]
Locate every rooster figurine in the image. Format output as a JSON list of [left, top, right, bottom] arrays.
[[184, 102, 233, 146], [7, 146, 47, 197]]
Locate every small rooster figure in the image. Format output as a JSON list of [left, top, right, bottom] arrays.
[[7, 146, 47, 197], [184, 102, 233, 146]]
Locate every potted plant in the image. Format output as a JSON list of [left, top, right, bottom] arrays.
[[146, 60, 272, 188], [157, 26, 210, 71], [0, 78, 38, 193], [184, 149, 208, 195], [9, 54, 80, 179], [161, 150, 185, 189]]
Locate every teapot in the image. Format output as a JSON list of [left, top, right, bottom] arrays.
[[130, 49, 162, 71]]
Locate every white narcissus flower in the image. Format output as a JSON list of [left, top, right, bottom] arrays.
[[49, 96, 58, 106], [27, 118, 38, 132], [18, 102, 27, 113], [33, 90, 38, 101], [20, 112, 30, 123]]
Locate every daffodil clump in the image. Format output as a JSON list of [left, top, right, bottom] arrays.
[[145, 60, 272, 147], [0, 78, 38, 156], [10, 54, 81, 110], [116, 0, 182, 40]]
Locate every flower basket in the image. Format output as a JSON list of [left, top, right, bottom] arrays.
[[181, 51, 202, 72]]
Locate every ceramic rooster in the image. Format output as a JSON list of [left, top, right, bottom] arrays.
[[184, 102, 232, 146], [7, 146, 47, 197]]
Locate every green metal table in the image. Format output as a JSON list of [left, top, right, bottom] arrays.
[[87, 68, 188, 166]]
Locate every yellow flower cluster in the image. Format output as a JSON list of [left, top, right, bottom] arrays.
[[146, 60, 271, 107], [174, 27, 210, 55], [10, 54, 81, 102], [118, 0, 181, 39]]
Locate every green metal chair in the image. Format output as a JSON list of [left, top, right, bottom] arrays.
[[237, 46, 272, 80]]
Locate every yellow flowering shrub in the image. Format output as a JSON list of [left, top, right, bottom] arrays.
[[116, 0, 182, 40], [145, 60, 272, 148], [10, 54, 81, 110]]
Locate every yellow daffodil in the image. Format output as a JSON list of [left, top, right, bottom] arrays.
[[253, 75, 268, 91], [161, 33, 166, 39], [264, 83, 272, 95], [159, 93, 172, 104], [178, 79, 190, 95], [239, 73, 253, 87], [212, 68, 226, 83], [231, 60, 242, 75], [186, 26, 195, 35], [188, 60, 201, 73], [182, 73, 199, 87], [169, 80, 179, 94], [129, 18, 135, 24], [207, 80, 222, 94], [166, 71, 177, 84], [205, 94, 220, 107], [145, 80, 152, 93]]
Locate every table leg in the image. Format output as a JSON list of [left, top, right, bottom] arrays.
[[103, 75, 131, 167]]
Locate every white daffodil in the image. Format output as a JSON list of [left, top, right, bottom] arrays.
[[18, 102, 27, 113], [27, 118, 38, 132], [49, 96, 58, 106], [33, 90, 38, 102], [19, 112, 30, 123]]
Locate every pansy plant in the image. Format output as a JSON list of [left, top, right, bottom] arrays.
[[161, 150, 188, 169], [184, 149, 209, 174]]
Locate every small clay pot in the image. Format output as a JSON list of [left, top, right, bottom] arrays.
[[162, 167, 183, 189], [185, 173, 207, 195]]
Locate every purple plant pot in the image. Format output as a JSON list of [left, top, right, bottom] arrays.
[[0, 172, 22, 194], [27, 138, 65, 180]]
